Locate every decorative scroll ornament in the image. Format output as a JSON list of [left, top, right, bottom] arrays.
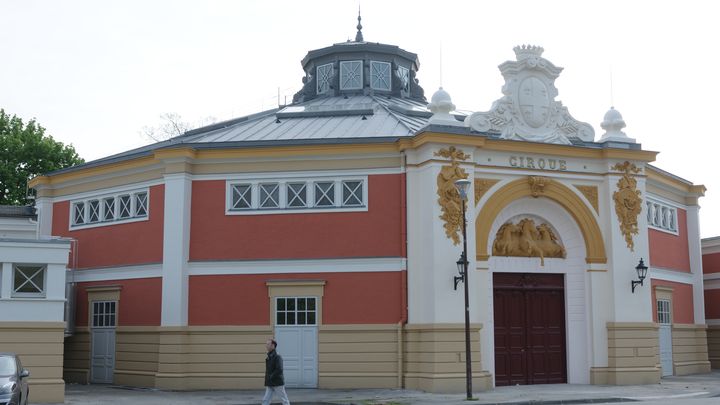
[[575, 185, 599, 214], [612, 161, 643, 251], [492, 218, 566, 266], [475, 178, 500, 205], [464, 45, 594, 145], [435, 147, 470, 245], [528, 176, 547, 198]]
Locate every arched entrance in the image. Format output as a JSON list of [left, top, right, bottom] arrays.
[[475, 178, 606, 386]]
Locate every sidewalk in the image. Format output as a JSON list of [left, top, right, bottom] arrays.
[[54, 371, 720, 405]]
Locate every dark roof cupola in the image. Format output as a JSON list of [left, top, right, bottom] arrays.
[[292, 15, 425, 103]]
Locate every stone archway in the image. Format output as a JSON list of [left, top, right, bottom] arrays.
[[475, 177, 606, 264]]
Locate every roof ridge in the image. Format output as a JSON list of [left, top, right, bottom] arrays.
[[371, 95, 414, 132]]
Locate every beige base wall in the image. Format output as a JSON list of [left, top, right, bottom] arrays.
[[318, 324, 402, 389], [154, 325, 271, 390], [64, 327, 90, 384], [590, 322, 661, 385], [404, 324, 492, 394], [115, 327, 160, 387], [708, 325, 720, 369], [672, 324, 711, 375], [0, 322, 66, 403]]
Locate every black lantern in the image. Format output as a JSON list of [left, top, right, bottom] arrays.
[[631, 258, 648, 293], [454, 252, 467, 290]]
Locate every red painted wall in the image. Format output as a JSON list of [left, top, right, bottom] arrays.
[[648, 208, 690, 272], [651, 279, 694, 324], [188, 271, 404, 325], [704, 289, 720, 320], [74, 278, 162, 326], [702, 252, 720, 274], [189, 175, 404, 260], [52, 185, 165, 269]]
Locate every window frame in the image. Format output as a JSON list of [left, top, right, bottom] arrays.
[[646, 197, 679, 235], [657, 299, 672, 325], [226, 175, 368, 215], [91, 300, 118, 329], [11, 264, 47, 298], [316, 63, 333, 95], [69, 188, 151, 230], [339, 60, 363, 91], [398, 66, 410, 94], [275, 296, 318, 326], [370, 61, 391, 91]]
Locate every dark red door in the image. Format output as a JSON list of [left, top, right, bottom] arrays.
[[493, 273, 566, 386]]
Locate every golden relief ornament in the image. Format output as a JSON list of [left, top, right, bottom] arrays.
[[475, 178, 500, 205], [435, 146, 470, 245], [612, 161, 643, 251], [528, 176, 547, 198], [574, 185, 599, 214], [492, 218, 566, 266]]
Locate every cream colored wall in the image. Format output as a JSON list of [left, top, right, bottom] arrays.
[[708, 325, 720, 369], [0, 322, 65, 403], [404, 324, 491, 393], [318, 324, 401, 389], [672, 324, 711, 375], [114, 327, 159, 387], [591, 322, 660, 385], [63, 328, 90, 384]]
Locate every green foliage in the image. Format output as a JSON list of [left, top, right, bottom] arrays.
[[0, 109, 84, 205]]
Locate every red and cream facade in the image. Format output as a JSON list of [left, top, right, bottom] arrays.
[[29, 41, 712, 392], [702, 236, 720, 368]]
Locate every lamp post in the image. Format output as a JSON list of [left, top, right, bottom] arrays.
[[631, 258, 648, 293], [454, 178, 473, 400]]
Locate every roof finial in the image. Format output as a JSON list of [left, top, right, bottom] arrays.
[[355, 5, 364, 42]]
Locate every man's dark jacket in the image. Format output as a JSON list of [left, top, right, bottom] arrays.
[[265, 349, 284, 387]]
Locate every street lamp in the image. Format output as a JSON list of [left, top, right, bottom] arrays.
[[454, 178, 473, 400], [631, 258, 648, 293]]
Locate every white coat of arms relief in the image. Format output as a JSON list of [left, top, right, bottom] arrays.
[[465, 45, 594, 145]]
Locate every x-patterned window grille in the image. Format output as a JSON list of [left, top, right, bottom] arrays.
[[118, 195, 132, 218], [316, 63, 333, 95], [342, 180, 363, 206], [287, 183, 307, 208], [88, 200, 100, 223], [398, 66, 410, 94], [314, 182, 335, 207], [232, 184, 252, 209], [259, 183, 279, 209], [103, 197, 115, 221], [73, 202, 85, 225], [340, 61, 362, 90], [370, 61, 391, 91], [135, 192, 148, 217], [13, 265, 45, 296]]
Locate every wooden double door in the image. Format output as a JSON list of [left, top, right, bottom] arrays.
[[493, 273, 567, 386]]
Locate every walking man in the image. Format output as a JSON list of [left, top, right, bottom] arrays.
[[262, 338, 291, 405]]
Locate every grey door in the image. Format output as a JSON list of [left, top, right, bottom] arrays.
[[90, 301, 117, 383], [274, 297, 318, 388], [657, 299, 673, 377]]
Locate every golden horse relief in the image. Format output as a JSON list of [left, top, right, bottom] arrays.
[[492, 218, 566, 266], [435, 146, 470, 245], [612, 161, 642, 251]]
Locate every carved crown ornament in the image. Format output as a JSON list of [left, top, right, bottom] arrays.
[[464, 45, 594, 145], [612, 161, 643, 251], [435, 146, 470, 245], [492, 218, 566, 266]]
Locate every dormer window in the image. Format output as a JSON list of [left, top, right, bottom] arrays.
[[370, 61, 391, 91], [316, 63, 333, 95], [398, 66, 410, 95], [340, 61, 363, 90]]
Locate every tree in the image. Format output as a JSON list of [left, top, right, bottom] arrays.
[[0, 109, 84, 206], [140, 113, 217, 142]]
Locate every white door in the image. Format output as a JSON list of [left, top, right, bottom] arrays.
[[657, 299, 673, 377], [274, 297, 318, 388], [90, 301, 117, 383]]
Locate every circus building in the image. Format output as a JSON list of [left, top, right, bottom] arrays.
[[24, 19, 712, 399]]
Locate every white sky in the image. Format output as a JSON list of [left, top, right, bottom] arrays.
[[2, 0, 719, 237]]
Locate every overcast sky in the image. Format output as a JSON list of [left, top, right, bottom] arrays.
[[2, 0, 719, 238]]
